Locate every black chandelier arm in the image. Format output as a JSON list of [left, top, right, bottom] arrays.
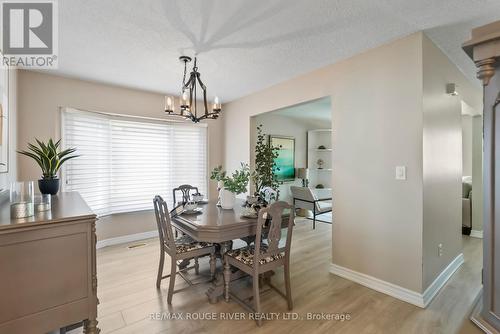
[[173, 111, 219, 123], [197, 112, 220, 121], [182, 60, 188, 87], [196, 72, 207, 90], [202, 86, 209, 116], [190, 80, 195, 117], [193, 57, 198, 71], [183, 73, 196, 90], [194, 73, 210, 115]]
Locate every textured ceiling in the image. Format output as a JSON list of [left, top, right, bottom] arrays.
[[46, 0, 500, 102]]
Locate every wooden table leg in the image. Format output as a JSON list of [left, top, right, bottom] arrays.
[[207, 268, 247, 304], [206, 240, 240, 303]]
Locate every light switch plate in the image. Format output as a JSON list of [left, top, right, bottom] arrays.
[[395, 166, 407, 180]]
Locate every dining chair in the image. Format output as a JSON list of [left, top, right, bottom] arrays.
[[172, 184, 199, 207], [153, 195, 216, 304], [223, 201, 295, 326], [172, 184, 200, 239], [290, 186, 332, 229]]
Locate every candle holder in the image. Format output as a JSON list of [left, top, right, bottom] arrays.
[[10, 181, 35, 219], [34, 193, 51, 212]]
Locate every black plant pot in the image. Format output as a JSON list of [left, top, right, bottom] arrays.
[[38, 178, 60, 195]]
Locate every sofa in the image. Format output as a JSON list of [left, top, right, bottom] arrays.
[[462, 177, 472, 235]]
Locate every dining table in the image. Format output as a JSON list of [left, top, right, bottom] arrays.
[[171, 198, 289, 303]]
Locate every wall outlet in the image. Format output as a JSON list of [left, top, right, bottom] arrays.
[[438, 243, 443, 257], [395, 166, 407, 180]]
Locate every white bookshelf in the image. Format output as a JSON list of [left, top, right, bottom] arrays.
[[307, 129, 332, 188]]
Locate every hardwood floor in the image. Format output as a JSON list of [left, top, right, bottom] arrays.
[[68, 220, 483, 334]]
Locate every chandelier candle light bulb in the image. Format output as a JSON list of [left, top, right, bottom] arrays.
[[165, 96, 174, 113], [213, 96, 221, 112], [182, 91, 189, 107], [180, 91, 190, 116]]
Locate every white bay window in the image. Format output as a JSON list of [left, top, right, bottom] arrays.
[[61, 108, 207, 216]]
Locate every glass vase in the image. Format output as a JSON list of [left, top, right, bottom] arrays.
[[10, 181, 35, 218]]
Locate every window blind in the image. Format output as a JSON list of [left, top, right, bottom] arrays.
[[61, 108, 207, 216]]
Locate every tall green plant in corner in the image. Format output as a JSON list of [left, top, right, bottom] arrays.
[[252, 124, 280, 201], [18, 138, 79, 195]]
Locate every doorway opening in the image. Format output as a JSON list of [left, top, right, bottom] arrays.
[[249, 97, 333, 226], [461, 101, 483, 239]]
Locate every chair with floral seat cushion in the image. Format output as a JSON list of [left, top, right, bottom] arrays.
[[153, 195, 216, 304], [223, 201, 295, 326], [226, 244, 285, 266], [174, 234, 212, 253]]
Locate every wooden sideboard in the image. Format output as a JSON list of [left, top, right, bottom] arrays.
[[0, 192, 99, 334]]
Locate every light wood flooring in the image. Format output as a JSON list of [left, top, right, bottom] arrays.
[[67, 219, 483, 334]]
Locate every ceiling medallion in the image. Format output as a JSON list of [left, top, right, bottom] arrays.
[[164, 56, 221, 123]]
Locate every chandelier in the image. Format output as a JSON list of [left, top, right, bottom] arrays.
[[164, 56, 221, 123]]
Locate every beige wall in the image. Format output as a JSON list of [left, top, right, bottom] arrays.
[[224, 33, 424, 292], [462, 115, 473, 177], [223, 32, 481, 294], [421, 35, 465, 290], [472, 115, 483, 232], [17, 70, 224, 241]]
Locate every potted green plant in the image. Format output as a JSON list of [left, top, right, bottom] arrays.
[[211, 163, 250, 210], [18, 139, 79, 195], [252, 124, 281, 204]]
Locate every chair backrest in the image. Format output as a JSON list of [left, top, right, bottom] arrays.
[[153, 195, 176, 253], [290, 186, 317, 211], [290, 186, 316, 201], [173, 184, 199, 207], [254, 201, 295, 267]]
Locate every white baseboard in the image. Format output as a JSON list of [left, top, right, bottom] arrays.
[[97, 230, 158, 249], [329, 263, 425, 307], [329, 253, 464, 308], [421, 253, 464, 307], [470, 230, 483, 239]]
